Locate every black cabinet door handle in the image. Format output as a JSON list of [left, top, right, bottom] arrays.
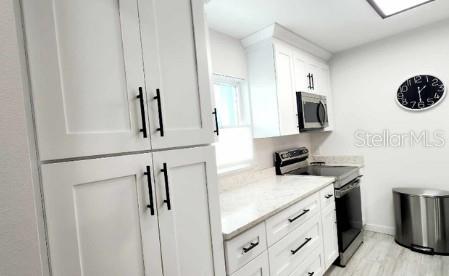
[[325, 194, 334, 199], [307, 74, 312, 89], [291, 237, 312, 255], [311, 74, 315, 90], [288, 209, 310, 223], [144, 166, 155, 216], [161, 163, 171, 210], [242, 240, 259, 253], [212, 108, 219, 136], [154, 89, 165, 137], [137, 87, 148, 138]]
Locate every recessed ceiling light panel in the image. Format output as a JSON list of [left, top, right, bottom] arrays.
[[367, 0, 435, 18]]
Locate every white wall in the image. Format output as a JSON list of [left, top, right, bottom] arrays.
[[314, 19, 449, 234], [208, 29, 248, 79], [208, 29, 313, 171], [0, 1, 47, 275]]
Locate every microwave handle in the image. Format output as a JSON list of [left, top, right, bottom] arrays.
[[317, 101, 326, 126]]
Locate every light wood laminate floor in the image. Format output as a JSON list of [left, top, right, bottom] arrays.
[[325, 231, 449, 276]]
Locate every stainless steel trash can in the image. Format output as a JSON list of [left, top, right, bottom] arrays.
[[393, 188, 449, 255]]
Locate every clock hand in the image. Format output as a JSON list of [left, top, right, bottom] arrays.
[[418, 88, 423, 102], [418, 85, 427, 93]]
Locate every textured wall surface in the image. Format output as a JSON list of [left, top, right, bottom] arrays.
[[0, 0, 44, 274]]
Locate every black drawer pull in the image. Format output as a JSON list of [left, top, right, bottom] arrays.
[[325, 194, 334, 199], [161, 163, 171, 210], [144, 166, 155, 216], [288, 209, 310, 223], [242, 240, 259, 254], [308, 272, 314, 276], [154, 89, 165, 137], [212, 108, 219, 136], [291, 237, 312, 255], [137, 87, 148, 138]]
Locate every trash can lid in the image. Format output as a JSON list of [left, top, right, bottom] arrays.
[[393, 188, 449, 197]]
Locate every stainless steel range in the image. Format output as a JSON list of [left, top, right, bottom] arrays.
[[274, 147, 363, 267]]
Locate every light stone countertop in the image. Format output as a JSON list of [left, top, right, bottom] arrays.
[[220, 174, 335, 241]]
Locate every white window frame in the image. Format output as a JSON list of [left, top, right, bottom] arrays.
[[212, 74, 254, 174]]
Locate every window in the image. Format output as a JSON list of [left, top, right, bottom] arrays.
[[213, 74, 253, 173]]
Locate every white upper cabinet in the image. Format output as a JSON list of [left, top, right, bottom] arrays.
[[274, 42, 299, 136], [139, 0, 215, 150], [292, 54, 309, 93], [243, 24, 334, 138], [22, 0, 215, 160], [22, 0, 150, 161], [153, 146, 223, 276], [40, 154, 163, 276]]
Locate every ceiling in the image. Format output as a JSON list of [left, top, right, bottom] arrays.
[[205, 0, 449, 53]]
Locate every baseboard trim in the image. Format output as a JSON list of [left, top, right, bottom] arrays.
[[364, 224, 395, 236]]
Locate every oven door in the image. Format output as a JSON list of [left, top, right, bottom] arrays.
[[335, 177, 363, 252], [297, 92, 328, 131]]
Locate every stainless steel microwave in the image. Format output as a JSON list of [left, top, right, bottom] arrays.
[[296, 92, 328, 131]]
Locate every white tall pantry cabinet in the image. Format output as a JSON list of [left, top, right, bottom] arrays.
[[21, 0, 224, 275]]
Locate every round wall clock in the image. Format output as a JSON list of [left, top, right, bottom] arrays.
[[397, 75, 446, 111]]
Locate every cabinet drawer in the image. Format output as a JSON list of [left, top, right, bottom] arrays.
[[320, 184, 335, 211], [225, 223, 267, 275], [288, 247, 325, 276], [268, 216, 322, 276], [265, 193, 320, 246], [230, 251, 269, 276]]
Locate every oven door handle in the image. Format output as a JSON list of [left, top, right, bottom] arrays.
[[335, 177, 361, 198]]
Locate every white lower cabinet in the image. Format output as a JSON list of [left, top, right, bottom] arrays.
[[224, 184, 338, 276], [41, 154, 163, 276], [321, 206, 339, 270], [268, 216, 321, 276], [224, 223, 267, 275], [41, 146, 223, 276], [288, 247, 325, 276], [231, 252, 270, 276], [153, 146, 218, 276]]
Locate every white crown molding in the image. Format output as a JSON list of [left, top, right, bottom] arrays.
[[241, 23, 332, 61]]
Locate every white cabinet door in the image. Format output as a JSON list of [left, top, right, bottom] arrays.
[[139, 0, 215, 150], [292, 53, 310, 93], [306, 62, 330, 96], [153, 146, 220, 276], [231, 251, 270, 276], [306, 63, 322, 95], [321, 206, 339, 270], [40, 154, 162, 276], [274, 43, 298, 136], [22, 0, 150, 160]]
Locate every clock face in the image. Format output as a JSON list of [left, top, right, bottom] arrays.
[[397, 75, 445, 111]]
